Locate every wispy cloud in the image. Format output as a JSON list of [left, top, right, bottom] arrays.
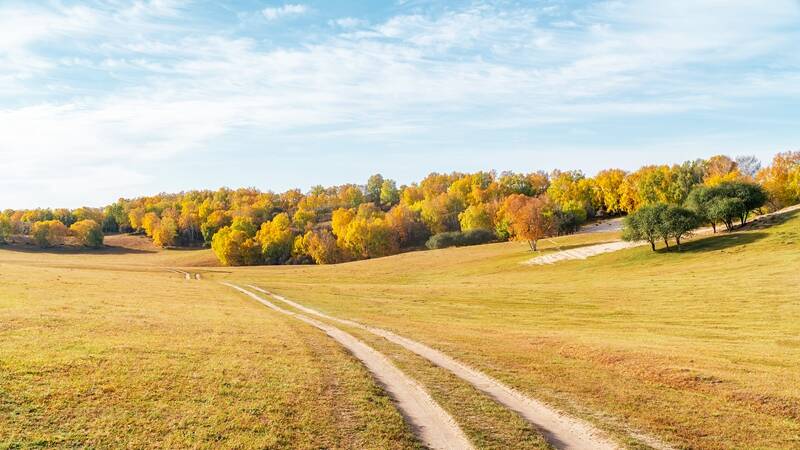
[[262, 3, 309, 21], [0, 0, 798, 207]]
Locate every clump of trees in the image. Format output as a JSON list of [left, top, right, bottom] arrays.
[[624, 180, 768, 251], [2, 151, 796, 263], [623, 204, 700, 251], [31, 220, 68, 248]]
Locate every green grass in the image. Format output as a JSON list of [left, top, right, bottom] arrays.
[[0, 262, 416, 449], [217, 211, 800, 449]]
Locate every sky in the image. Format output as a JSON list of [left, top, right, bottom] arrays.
[[1, 0, 799, 208]]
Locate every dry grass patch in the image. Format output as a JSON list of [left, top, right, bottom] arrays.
[[217, 211, 800, 449], [0, 264, 416, 449]]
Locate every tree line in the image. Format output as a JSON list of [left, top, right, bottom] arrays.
[[1, 152, 798, 264]]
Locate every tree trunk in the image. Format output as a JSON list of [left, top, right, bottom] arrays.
[[676, 236, 682, 251], [711, 222, 716, 233], [664, 239, 669, 250], [650, 241, 656, 251], [529, 240, 537, 251]]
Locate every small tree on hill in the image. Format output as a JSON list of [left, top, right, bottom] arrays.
[[622, 203, 667, 251], [716, 181, 767, 225], [709, 197, 746, 232], [503, 194, 555, 251], [662, 206, 699, 250], [685, 186, 718, 233]]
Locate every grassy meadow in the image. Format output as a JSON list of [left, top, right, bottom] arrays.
[[0, 251, 416, 449], [217, 210, 800, 449], [1, 211, 798, 449]]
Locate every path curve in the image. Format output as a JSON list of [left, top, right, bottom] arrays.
[[222, 283, 472, 450], [526, 204, 800, 266], [247, 285, 654, 450], [524, 241, 643, 265]]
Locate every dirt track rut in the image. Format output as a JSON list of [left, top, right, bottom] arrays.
[[222, 282, 472, 450]]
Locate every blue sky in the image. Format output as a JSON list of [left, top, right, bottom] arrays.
[[1, 0, 799, 208]]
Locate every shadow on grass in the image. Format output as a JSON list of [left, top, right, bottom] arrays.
[[0, 243, 156, 255], [661, 231, 769, 253]]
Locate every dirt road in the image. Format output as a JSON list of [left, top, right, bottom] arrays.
[[247, 285, 642, 450], [222, 283, 472, 450]]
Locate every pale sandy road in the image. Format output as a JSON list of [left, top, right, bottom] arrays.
[[524, 241, 643, 265], [526, 204, 800, 266], [246, 285, 671, 450], [222, 283, 472, 450]]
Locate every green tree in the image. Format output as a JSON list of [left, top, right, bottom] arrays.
[[709, 197, 746, 232], [380, 179, 400, 206], [685, 186, 719, 233], [661, 206, 699, 250], [622, 204, 668, 251], [716, 182, 768, 225], [366, 174, 384, 204]]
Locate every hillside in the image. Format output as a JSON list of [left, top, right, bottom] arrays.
[[214, 208, 800, 449]]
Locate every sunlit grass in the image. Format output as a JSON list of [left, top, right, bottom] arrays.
[[0, 263, 416, 449], [220, 211, 800, 449]]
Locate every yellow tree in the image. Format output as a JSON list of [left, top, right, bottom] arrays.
[[458, 203, 495, 231], [704, 155, 741, 186], [70, 220, 104, 247], [757, 151, 800, 208], [593, 169, 627, 214], [152, 217, 178, 247], [141, 212, 160, 237], [255, 213, 294, 264], [302, 230, 341, 264], [31, 220, 68, 247], [501, 194, 555, 251]]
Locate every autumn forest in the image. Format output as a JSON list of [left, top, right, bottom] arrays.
[[1, 152, 799, 266]]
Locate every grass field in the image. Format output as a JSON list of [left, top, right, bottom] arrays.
[[0, 258, 416, 449], [1, 211, 798, 449], [218, 210, 800, 449]]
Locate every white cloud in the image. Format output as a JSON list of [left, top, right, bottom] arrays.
[[0, 0, 799, 207], [262, 4, 309, 21], [330, 17, 367, 28]]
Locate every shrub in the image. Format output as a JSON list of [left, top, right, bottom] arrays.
[[425, 229, 495, 249]]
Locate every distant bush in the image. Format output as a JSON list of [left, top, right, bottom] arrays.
[[70, 219, 104, 247], [425, 229, 495, 249], [31, 220, 67, 248]]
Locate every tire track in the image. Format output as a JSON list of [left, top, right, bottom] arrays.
[[246, 285, 672, 450], [222, 282, 473, 450]]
